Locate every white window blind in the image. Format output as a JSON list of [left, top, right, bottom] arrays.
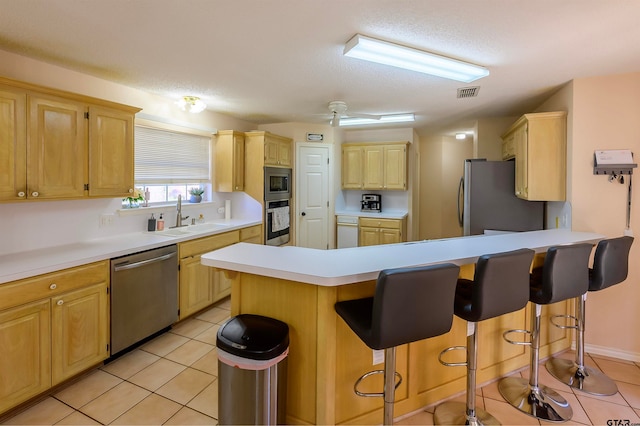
[[134, 125, 211, 184]]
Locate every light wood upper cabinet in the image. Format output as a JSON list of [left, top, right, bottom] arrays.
[[88, 106, 135, 197], [502, 111, 567, 201], [214, 130, 245, 192], [341, 142, 408, 190], [0, 76, 140, 203], [0, 85, 26, 201], [28, 94, 87, 200], [264, 133, 292, 167]]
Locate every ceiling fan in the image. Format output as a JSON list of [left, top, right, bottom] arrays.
[[328, 101, 381, 127]]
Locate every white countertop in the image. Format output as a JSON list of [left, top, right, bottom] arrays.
[[201, 229, 604, 286], [0, 218, 261, 284]]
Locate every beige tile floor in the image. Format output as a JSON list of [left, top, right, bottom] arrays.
[[2, 296, 640, 425]]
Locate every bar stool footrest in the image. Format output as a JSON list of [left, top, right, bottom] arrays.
[[354, 369, 403, 398], [546, 357, 618, 396], [438, 345, 468, 367], [502, 328, 532, 346], [498, 376, 572, 422], [549, 314, 578, 330]]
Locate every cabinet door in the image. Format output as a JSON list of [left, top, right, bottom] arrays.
[[264, 139, 279, 166], [27, 94, 87, 199], [341, 145, 363, 189], [51, 282, 109, 385], [215, 131, 244, 192], [0, 299, 51, 413], [0, 85, 27, 202], [358, 226, 379, 247], [362, 146, 384, 190], [380, 228, 401, 245], [383, 144, 407, 190], [277, 140, 291, 167], [213, 270, 232, 302], [513, 124, 528, 199], [179, 255, 214, 319], [88, 106, 134, 197]]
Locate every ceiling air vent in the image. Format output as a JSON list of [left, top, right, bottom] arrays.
[[457, 86, 480, 99]]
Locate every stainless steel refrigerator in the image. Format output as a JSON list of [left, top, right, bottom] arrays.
[[458, 159, 544, 236]]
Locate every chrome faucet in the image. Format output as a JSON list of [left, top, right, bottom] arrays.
[[172, 194, 189, 228]]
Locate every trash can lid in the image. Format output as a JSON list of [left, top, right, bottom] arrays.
[[217, 314, 289, 360]]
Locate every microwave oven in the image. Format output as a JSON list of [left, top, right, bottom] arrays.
[[264, 167, 291, 200]]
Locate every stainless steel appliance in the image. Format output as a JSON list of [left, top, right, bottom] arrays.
[[361, 194, 382, 212], [264, 167, 291, 246], [336, 215, 359, 248], [458, 159, 544, 236], [110, 244, 178, 356], [265, 198, 290, 246], [264, 167, 291, 201]]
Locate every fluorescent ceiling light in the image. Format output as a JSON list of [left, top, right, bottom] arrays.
[[344, 34, 489, 83], [339, 113, 415, 127]]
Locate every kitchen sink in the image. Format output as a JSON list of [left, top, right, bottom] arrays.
[[154, 222, 232, 238]]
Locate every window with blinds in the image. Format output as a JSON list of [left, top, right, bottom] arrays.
[[134, 125, 211, 183], [131, 124, 212, 205]]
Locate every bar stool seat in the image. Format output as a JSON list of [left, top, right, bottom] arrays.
[[335, 263, 460, 425], [546, 236, 633, 395], [499, 243, 593, 422], [434, 248, 535, 426]]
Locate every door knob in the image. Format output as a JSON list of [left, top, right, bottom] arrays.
[[301, 212, 306, 216]]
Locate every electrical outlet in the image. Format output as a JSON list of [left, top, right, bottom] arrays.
[[100, 214, 115, 227], [217, 207, 225, 214]]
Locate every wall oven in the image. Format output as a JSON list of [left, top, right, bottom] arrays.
[[264, 167, 291, 246]]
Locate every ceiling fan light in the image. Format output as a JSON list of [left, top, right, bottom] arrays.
[[339, 113, 415, 126], [344, 34, 489, 83]]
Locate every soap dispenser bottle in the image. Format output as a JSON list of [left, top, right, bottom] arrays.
[[147, 214, 156, 231], [157, 213, 165, 231]]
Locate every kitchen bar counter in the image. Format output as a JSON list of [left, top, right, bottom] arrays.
[[0, 218, 261, 284], [201, 229, 603, 425], [335, 208, 408, 219]]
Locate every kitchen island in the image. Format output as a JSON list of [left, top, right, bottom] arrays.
[[201, 229, 603, 425]]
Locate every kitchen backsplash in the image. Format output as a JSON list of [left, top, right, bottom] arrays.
[[0, 192, 261, 256]]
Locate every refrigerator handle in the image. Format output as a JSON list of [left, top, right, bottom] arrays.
[[457, 176, 464, 227]]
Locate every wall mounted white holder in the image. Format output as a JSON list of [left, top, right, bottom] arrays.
[[593, 149, 637, 175]]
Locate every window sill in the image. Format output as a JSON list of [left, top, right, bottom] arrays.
[[117, 201, 215, 216]]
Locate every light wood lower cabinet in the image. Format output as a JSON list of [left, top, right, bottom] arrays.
[[178, 231, 240, 320], [0, 261, 109, 414], [358, 217, 406, 246]]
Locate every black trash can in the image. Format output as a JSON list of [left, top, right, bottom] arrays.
[[217, 314, 289, 425]]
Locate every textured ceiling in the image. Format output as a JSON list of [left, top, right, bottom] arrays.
[[1, 0, 639, 136]]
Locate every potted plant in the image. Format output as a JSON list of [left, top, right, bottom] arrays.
[[189, 187, 205, 203], [123, 188, 145, 208]]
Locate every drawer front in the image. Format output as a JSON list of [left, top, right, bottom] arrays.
[[240, 225, 261, 242], [0, 261, 108, 311], [179, 230, 240, 258], [359, 217, 402, 229]]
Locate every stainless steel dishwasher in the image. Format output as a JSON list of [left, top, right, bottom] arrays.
[[110, 244, 178, 356]]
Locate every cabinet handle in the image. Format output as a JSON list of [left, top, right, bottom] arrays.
[[57, 300, 64, 306], [128, 188, 134, 193], [17, 191, 26, 198], [31, 191, 39, 197], [49, 283, 57, 290]]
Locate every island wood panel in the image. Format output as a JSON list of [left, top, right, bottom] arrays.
[[226, 257, 572, 425], [231, 273, 319, 425]]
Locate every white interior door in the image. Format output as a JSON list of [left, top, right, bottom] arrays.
[[296, 143, 330, 249]]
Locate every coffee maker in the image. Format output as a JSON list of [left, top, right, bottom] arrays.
[[361, 194, 382, 212]]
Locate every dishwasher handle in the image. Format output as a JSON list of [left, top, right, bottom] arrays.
[[113, 251, 176, 272]]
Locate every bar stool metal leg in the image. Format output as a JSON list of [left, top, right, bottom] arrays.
[[434, 322, 500, 425], [546, 294, 618, 395], [499, 305, 573, 422]]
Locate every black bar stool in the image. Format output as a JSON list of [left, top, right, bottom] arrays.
[[546, 236, 634, 395], [334, 263, 460, 426], [434, 248, 535, 426], [499, 243, 593, 422]]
